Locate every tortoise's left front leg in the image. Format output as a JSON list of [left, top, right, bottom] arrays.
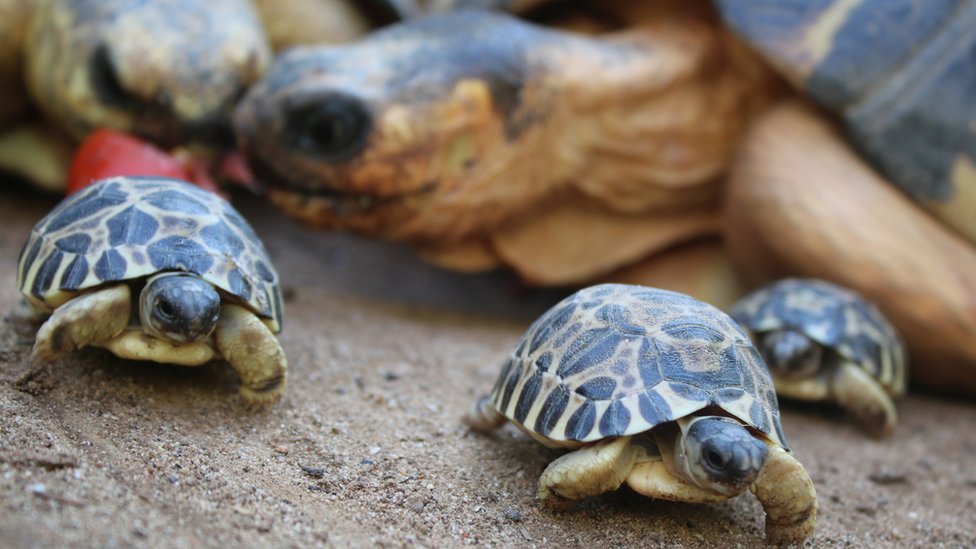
[[751, 445, 817, 545], [214, 303, 287, 404]]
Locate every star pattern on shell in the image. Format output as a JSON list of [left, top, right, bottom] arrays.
[[17, 177, 283, 331], [487, 284, 787, 448], [730, 278, 906, 395]]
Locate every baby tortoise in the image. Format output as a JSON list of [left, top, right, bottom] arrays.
[[465, 284, 817, 545], [731, 278, 907, 438], [722, 100, 976, 396], [716, 0, 976, 245], [16, 176, 287, 404]]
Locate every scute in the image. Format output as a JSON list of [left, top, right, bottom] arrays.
[[17, 177, 283, 331], [730, 278, 906, 394], [489, 284, 785, 447]]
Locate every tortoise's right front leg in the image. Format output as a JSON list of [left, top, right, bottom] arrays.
[[538, 436, 638, 508], [31, 284, 131, 363]]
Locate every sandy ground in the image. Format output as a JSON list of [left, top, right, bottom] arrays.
[[1, 182, 975, 548]]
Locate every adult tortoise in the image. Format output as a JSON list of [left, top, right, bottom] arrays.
[[233, 1, 780, 283], [465, 284, 817, 545], [1, 0, 271, 192], [715, 0, 976, 245], [731, 278, 907, 438], [16, 176, 287, 404]]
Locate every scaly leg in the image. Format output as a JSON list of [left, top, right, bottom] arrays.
[[750, 445, 817, 545], [214, 303, 287, 405], [463, 395, 508, 432], [31, 285, 131, 363], [831, 360, 897, 438], [538, 436, 637, 508]]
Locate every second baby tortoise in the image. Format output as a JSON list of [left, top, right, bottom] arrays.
[[731, 278, 907, 438], [465, 284, 817, 544]]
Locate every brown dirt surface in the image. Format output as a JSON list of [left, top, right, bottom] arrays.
[[1, 183, 975, 548]]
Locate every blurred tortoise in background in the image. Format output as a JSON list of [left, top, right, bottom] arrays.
[[250, 0, 595, 52], [233, 0, 782, 287], [0, 0, 34, 125], [16, 176, 287, 404], [464, 284, 817, 545], [710, 0, 976, 395], [722, 101, 976, 397], [0, 0, 272, 192], [730, 278, 907, 438], [715, 0, 976, 245]]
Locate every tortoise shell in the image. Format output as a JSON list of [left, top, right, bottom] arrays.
[[715, 1, 976, 241], [487, 284, 787, 448], [17, 177, 283, 331], [730, 278, 906, 396]]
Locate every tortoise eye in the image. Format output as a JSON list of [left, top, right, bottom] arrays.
[[156, 299, 174, 320], [284, 93, 372, 163], [90, 44, 137, 109], [704, 448, 727, 470]]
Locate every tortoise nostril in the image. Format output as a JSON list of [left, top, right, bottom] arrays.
[[283, 93, 372, 163], [90, 44, 137, 109]]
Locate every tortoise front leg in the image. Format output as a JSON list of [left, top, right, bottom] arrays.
[[831, 360, 897, 438], [750, 445, 817, 545], [213, 303, 287, 405], [31, 284, 131, 363], [537, 436, 638, 508]]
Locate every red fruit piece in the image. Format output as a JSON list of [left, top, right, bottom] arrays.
[[67, 129, 190, 194]]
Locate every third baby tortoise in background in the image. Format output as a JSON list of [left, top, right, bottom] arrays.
[[466, 284, 817, 545], [731, 278, 907, 438], [17, 176, 287, 404]]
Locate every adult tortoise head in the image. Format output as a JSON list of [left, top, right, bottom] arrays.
[[234, 6, 743, 242], [234, 10, 561, 241], [26, 0, 271, 148]]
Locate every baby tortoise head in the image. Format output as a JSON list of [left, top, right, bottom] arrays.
[[234, 11, 562, 241], [674, 416, 769, 496], [139, 272, 221, 344], [26, 0, 271, 148]]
